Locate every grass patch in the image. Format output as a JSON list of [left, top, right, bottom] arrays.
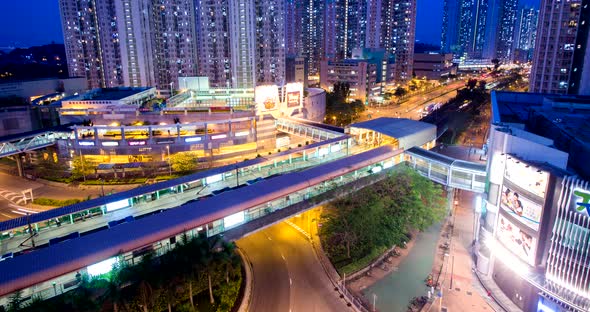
[[154, 174, 182, 181], [43, 176, 73, 183], [337, 246, 388, 275], [33, 198, 83, 206]]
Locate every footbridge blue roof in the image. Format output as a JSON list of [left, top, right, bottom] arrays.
[[0, 145, 400, 297], [0, 135, 350, 232]]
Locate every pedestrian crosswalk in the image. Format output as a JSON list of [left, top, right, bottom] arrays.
[[0, 190, 26, 205]]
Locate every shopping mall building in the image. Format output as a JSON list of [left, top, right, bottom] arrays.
[[56, 77, 324, 168], [476, 91, 590, 312]]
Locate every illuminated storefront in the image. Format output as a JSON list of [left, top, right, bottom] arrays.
[[476, 91, 590, 312], [543, 176, 590, 311]]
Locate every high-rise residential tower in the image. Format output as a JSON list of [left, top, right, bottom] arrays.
[[284, 0, 324, 76], [303, 0, 326, 76], [442, 0, 518, 61], [59, 0, 198, 91], [530, 0, 589, 94], [512, 6, 538, 63], [441, 0, 485, 57], [59, 0, 109, 89], [328, 0, 416, 82], [514, 7, 538, 51], [150, 0, 199, 91], [470, 0, 488, 58], [254, 0, 285, 85], [568, 0, 590, 95], [495, 0, 518, 61], [441, 0, 461, 54], [195, 0, 232, 88], [387, 0, 417, 82]]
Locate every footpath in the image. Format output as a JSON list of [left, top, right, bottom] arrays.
[[423, 190, 494, 312]]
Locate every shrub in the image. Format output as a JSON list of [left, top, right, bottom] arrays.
[[33, 198, 83, 207]]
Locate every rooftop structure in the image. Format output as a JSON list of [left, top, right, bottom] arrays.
[[492, 92, 590, 179], [413, 53, 457, 80], [347, 117, 437, 150], [60, 87, 157, 113]]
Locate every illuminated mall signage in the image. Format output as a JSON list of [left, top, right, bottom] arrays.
[[573, 188, 590, 216], [128, 141, 146, 146]]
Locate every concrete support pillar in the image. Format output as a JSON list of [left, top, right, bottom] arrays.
[[447, 187, 454, 213], [14, 154, 24, 177]]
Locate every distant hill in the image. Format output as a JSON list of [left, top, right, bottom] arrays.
[[414, 42, 441, 54], [0, 43, 68, 81]]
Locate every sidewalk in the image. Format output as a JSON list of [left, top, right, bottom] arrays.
[[426, 190, 492, 312]]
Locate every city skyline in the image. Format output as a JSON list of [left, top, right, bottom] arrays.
[[3, 0, 590, 311], [0, 0, 540, 49]]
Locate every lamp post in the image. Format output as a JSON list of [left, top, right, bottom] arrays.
[[372, 293, 377, 312], [166, 145, 172, 177], [79, 149, 86, 182], [99, 177, 105, 197]]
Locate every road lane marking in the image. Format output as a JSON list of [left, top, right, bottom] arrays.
[[267, 236, 272, 241], [1, 213, 13, 219], [281, 253, 286, 261], [15, 207, 39, 214], [289, 278, 292, 285]]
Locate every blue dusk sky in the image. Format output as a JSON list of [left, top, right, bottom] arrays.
[[0, 0, 540, 48]]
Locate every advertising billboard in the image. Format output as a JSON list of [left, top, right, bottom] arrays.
[[255, 85, 279, 112], [497, 214, 537, 265], [286, 91, 301, 107], [504, 157, 548, 198], [500, 185, 543, 231]]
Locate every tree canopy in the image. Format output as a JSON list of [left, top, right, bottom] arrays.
[[320, 166, 446, 270], [325, 81, 365, 126]]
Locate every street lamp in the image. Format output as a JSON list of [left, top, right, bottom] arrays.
[[99, 176, 105, 197], [166, 145, 172, 177]]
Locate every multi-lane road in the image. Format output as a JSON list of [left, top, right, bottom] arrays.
[[238, 211, 352, 312], [361, 77, 501, 122]]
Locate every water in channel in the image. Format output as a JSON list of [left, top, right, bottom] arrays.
[[363, 222, 442, 312]]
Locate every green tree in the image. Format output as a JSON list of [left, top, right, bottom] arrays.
[[216, 241, 240, 284], [169, 152, 199, 173], [71, 274, 98, 312], [198, 234, 219, 305], [7, 290, 23, 312], [466, 78, 478, 90], [393, 86, 408, 99], [100, 261, 126, 312], [332, 81, 351, 100], [320, 166, 446, 268], [71, 156, 94, 181], [393, 86, 409, 105], [177, 234, 202, 309], [478, 80, 487, 90], [491, 58, 501, 71]]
